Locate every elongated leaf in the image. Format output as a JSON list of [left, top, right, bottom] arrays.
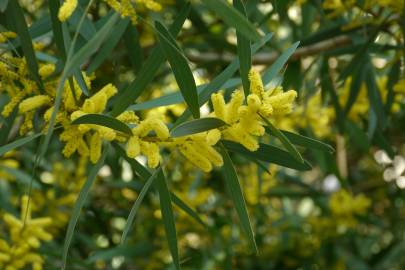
[[220, 145, 257, 252], [344, 64, 365, 115], [203, 0, 260, 41], [262, 41, 300, 84], [266, 129, 334, 153], [0, 133, 42, 156], [234, 0, 251, 96], [123, 25, 143, 73], [110, 3, 191, 117], [62, 145, 109, 270], [222, 140, 312, 171], [171, 117, 226, 137], [121, 167, 161, 243], [155, 170, 180, 270], [155, 21, 200, 119], [259, 114, 304, 163], [0, 0, 9, 12], [87, 18, 130, 73], [6, 1, 42, 88], [71, 114, 133, 135], [63, 13, 120, 77], [173, 32, 273, 127]]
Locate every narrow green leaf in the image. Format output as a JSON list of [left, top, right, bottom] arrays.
[[0, 0, 9, 12], [259, 114, 304, 163], [222, 140, 312, 171], [63, 13, 120, 77], [123, 25, 143, 73], [0, 133, 42, 156], [6, 0, 42, 89], [71, 114, 133, 136], [203, 0, 260, 41], [87, 18, 130, 74], [121, 167, 161, 244], [87, 242, 152, 263], [234, 0, 251, 96], [173, 32, 273, 127], [155, 170, 180, 270], [266, 129, 334, 153], [344, 65, 365, 115], [155, 21, 200, 119], [262, 41, 300, 84], [62, 145, 109, 270], [171, 117, 226, 137], [110, 3, 191, 117], [219, 145, 257, 253]]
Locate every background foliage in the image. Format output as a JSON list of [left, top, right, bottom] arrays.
[[0, 0, 404, 269]]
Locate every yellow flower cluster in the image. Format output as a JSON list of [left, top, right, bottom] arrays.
[[0, 152, 19, 181], [0, 196, 52, 270], [210, 69, 297, 151]]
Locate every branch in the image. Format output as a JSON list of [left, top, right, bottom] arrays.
[[186, 35, 352, 64]]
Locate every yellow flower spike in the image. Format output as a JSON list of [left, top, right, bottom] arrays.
[[198, 142, 223, 167], [238, 106, 265, 136], [104, 0, 121, 11], [225, 90, 244, 123], [38, 64, 55, 78], [179, 143, 212, 172], [95, 126, 116, 141], [2, 92, 26, 117], [206, 129, 221, 145], [394, 79, 405, 94], [140, 141, 160, 168], [126, 136, 141, 158], [99, 83, 118, 99], [224, 126, 259, 151], [148, 118, 169, 139], [246, 94, 262, 112], [265, 89, 297, 115], [19, 95, 51, 113], [211, 92, 226, 121], [58, 0, 78, 22], [89, 132, 102, 163], [82, 98, 98, 114], [77, 137, 90, 156], [248, 69, 265, 99], [0, 31, 16, 43], [117, 111, 139, 123]]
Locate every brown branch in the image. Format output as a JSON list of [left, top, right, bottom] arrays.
[[186, 35, 352, 64]]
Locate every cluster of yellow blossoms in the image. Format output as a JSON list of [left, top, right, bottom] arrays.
[[58, 0, 163, 24], [0, 196, 53, 270]]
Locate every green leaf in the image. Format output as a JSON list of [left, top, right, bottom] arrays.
[[173, 32, 273, 127], [343, 64, 365, 115], [262, 41, 300, 84], [6, 0, 42, 89], [267, 129, 334, 153], [0, 133, 42, 156], [233, 0, 251, 96], [62, 145, 109, 270], [123, 25, 143, 73], [121, 167, 161, 244], [365, 62, 385, 132], [71, 114, 133, 136], [0, 0, 9, 12], [259, 114, 304, 163], [220, 145, 257, 253], [171, 117, 226, 137], [203, 0, 260, 42], [222, 140, 312, 171], [155, 170, 180, 270], [87, 18, 130, 73], [63, 13, 120, 77], [110, 3, 191, 117], [155, 21, 200, 119]]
